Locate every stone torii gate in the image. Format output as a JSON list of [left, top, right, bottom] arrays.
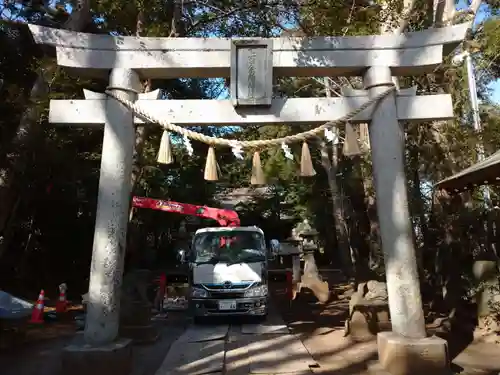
[[29, 23, 468, 375]]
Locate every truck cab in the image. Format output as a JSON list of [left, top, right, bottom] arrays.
[[178, 226, 278, 321]]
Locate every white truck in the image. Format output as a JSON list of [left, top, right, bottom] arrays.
[[178, 226, 278, 322]]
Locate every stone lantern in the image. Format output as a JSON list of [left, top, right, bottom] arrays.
[[291, 220, 329, 303]]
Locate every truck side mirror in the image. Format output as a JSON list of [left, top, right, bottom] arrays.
[[177, 249, 187, 263]]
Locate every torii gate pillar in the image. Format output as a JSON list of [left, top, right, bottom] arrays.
[[365, 66, 426, 339], [85, 68, 140, 346], [62, 69, 140, 375], [365, 66, 448, 375]]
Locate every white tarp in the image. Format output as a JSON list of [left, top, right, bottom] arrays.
[[0, 290, 33, 319]]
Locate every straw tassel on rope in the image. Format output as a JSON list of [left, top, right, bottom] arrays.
[[251, 151, 266, 185], [204, 146, 219, 181], [300, 141, 316, 177], [342, 122, 362, 157], [157, 130, 174, 164]]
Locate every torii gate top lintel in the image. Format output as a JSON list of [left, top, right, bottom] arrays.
[[28, 23, 470, 79]]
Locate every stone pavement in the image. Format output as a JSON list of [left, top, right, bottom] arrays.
[[151, 302, 390, 375], [154, 311, 319, 375]]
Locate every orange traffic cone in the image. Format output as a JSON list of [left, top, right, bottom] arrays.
[[29, 289, 45, 324], [56, 283, 68, 314]]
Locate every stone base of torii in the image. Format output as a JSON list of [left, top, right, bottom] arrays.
[[26, 23, 471, 375]]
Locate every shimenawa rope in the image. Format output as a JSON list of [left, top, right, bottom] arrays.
[[104, 85, 396, 149]]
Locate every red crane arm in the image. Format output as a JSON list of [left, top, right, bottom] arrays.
[[132, 196, 240, 227]]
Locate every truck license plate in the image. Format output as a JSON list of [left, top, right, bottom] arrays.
[[218, 300, 237, 310]]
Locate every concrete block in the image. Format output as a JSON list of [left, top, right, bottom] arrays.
[[377, 332, 449, 375], [61, 335, 132, 375]]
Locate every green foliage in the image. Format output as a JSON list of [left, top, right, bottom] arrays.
[[476, 18, 500, 86]]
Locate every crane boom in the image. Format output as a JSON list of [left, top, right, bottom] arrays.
[[132, 196, 240, 227]]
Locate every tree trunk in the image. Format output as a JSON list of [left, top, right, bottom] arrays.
[[406, 123, 429, 274], [128, 0, 185, 213], [128, 8, 152, 222], [126, 2, 186, 266], [320, 139, 354, 278], [321, 77, 354, 279], [358, 161, 383, 271]]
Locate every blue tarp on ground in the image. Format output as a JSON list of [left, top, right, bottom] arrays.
[[0, 290, 33, 320]]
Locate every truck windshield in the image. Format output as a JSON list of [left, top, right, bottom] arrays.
[[192, 230, 266, 264]]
